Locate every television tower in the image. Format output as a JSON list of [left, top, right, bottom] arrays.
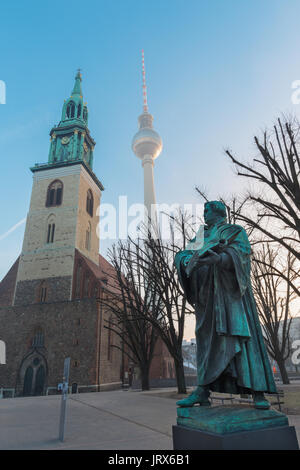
[[132, 51, 163, 227]]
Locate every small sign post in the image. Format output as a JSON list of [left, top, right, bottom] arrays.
[[58, 357, 70, 442]]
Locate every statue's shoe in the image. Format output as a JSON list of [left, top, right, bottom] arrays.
[[253, 392, 270, 410], [176, 387, 211, 407]]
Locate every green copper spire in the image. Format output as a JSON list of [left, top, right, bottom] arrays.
[[45, 72, 95, 169], [72, 69, 83, 96], [60, 69, 86, 123]]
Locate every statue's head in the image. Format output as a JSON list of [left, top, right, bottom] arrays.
[[204, 201, 227, 226]]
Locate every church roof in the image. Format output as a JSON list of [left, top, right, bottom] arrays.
[[0, 251, 122, 307], [74, 249, 122, 297]]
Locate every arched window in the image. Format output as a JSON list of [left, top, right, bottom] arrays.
[[46, 180, 63, 207], [85, 222, 91, 251], [32, 329, 44, 348], [38, 281, 48, 303], [77, 103, 82, 118], [66, 101, 75, 118], [46, 213, 56, 244], [47, 223, 55, 243], [86, 190, 93, 217], [21, 353, 47, 397]]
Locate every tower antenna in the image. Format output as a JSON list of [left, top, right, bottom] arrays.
[[142, 50, 148, 113]]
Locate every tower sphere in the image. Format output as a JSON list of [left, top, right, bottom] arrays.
[[132, 112, 163, 160]]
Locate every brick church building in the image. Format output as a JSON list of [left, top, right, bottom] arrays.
[[0, 72, 175, 396]]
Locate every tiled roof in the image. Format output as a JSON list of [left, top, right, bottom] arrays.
[[0, 251, 122, 306]]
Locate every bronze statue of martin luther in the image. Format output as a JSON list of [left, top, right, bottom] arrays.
[[175, 201, 277, 410]]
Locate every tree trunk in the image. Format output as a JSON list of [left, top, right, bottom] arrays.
[[140, 365, 150, 391], [276, 358, 290, 385], [174, 358, 186, 394]]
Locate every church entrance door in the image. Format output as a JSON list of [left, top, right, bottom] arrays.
[[34, 365, 46, 395], [23, 366, 33, 396], [20, 354, 47, 396]]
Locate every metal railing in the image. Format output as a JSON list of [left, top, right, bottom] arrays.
[[45, 384, 101, 395], [0, 388, 15, 399], [210, 390, 284, 411]]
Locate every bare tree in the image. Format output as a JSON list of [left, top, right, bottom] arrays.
[[101, 240, 160, 391], [128, 211, 195, 394], [195, 184, 300, 299], [251, 244, 298, 384], [195, 186, 255, 231], [196, 118, 300, 385], [225, 117, 300, 261]]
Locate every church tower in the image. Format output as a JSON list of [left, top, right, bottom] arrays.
[[13, 71, 104, 305], [0, 70, 174, 398]]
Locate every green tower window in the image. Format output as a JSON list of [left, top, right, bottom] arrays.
[[83, 107, 88, 122], [46, 180, 63, 207], [66, 101, 75, 119], [77, 103, 82, 118]]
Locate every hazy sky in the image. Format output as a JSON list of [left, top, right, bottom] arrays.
[[1, 0, 300, 339]]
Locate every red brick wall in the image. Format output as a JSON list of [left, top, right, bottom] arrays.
[[150, 337, 175, 380], [0, 297, 122, 395]]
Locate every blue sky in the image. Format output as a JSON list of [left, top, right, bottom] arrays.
[[1, 1, 300, 336]]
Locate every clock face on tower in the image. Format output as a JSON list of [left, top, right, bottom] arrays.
[[61, 136, 70, 145]]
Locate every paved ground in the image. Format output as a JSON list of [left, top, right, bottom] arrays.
[[0, 388, 299, 450], [0, 389, 176, 450]]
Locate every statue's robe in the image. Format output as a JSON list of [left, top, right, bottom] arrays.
[[175, 220, 277, 394]]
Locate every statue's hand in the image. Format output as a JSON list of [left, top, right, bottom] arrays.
[[197, 249, 221, 266]]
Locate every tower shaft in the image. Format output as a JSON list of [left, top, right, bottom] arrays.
[[142, 155, 156, 221], [12, 73, 104, 306]]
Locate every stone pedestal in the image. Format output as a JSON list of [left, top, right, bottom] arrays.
[[173, 405, 299, 450]]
